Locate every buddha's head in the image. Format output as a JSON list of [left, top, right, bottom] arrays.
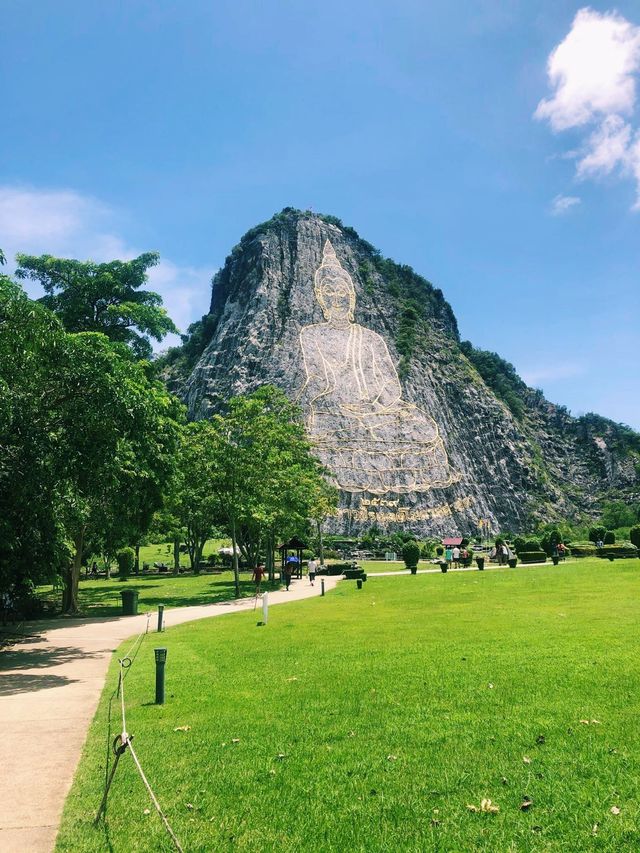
[[314, 239, 356, 323]]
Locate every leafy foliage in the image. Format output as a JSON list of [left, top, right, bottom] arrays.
[[603, 530, 616, 545], [0, 277, 183, 610], [401, 540, 421, 569], [15, 252, 177, 359], [459, 341, 526, 419]]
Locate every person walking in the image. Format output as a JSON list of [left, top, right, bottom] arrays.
[[252, 562, 265, 593], [445, 546, 453, 569], [452, 545, 460, 568], [307, 557, 317, 586], [283, 562, 293, 591]]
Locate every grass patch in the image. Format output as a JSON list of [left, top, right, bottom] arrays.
[[38, 571, 277, 617], [57, 559, 640, 851]]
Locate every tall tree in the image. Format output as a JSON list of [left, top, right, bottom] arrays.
[[52, 334, 183, 610], [14, 252, 177, 359], [207, 386, 332, 597]]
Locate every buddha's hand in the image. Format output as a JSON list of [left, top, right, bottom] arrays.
[[341, 399, 412, 416]]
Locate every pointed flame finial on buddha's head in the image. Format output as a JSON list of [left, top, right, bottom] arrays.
[[322, 239, 339, 265]]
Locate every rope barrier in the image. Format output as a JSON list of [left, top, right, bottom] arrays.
[[96, 611, 184, 852]]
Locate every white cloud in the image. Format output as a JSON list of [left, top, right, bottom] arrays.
[[550, 193, 581, 215], [0, 186, 214, 345], [535, 8, 640, 208], [535, 8, 640, 130]]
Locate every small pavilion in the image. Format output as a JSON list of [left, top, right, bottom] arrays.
[[279, 535, 308, 579]]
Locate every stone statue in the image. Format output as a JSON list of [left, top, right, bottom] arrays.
[[298, 239, 453, 494]]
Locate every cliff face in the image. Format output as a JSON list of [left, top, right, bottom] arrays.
[[163, 208, 640, 535]]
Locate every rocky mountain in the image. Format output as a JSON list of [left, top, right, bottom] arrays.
[[160, 208, 640, 536]]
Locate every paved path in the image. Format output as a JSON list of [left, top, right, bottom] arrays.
[[0, 577, 338, 853]]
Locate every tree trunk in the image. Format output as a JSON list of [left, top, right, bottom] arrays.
[[266, 529, 275, 582], [63, 529, 84, 613], [173, 537, 180, 574], [317, 518, 325, 566], [134, 544, 140, 575], [194, 539, 204, 574], [231, 515, 240, 598]]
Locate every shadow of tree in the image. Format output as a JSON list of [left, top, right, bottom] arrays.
[[0, 643, 104, 671], [0, 671, 79, 696]]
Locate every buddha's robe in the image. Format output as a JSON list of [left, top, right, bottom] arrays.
[[299, 321, 451, 494]]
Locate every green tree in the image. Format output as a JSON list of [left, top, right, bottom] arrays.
[[600, 500, 636, 531], [166, 421, 222, 573], [53, 334, 183, 610], [15, 252, 177, 359], [207, 386, 330, 597]]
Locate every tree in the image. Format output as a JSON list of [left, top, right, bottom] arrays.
[[207, 386, 331, 597], [53, 334, 183, 610], [15, 252, 177, 359], [600, 500, 636, 531], [166, 421, 221, 573], [0, 276, 71, 597]]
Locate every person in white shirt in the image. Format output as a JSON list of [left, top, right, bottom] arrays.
[[452, 546, 461, 568], [307, 558, 317, 586]]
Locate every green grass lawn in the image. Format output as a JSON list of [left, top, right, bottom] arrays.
[[138, 538, 229, 570], [38, 571, 278, 617], [57, 559, 640, 851]]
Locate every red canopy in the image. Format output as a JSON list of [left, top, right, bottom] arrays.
[[442, 537, 463, 546]]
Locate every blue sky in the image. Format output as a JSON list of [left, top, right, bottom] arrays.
[[1, 0, 639, 427]]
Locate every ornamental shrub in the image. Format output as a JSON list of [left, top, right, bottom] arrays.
[[402, 540, 421, 569], [436, 546, 444, 556], [523, 539, 541, 551], [630, 525, 640, 549], [519, 550, 546, 564], [589, 526, 606, 544], [603, 530, 616, 545], [116, 547, 135, 578], [513, 536, 527, 554]]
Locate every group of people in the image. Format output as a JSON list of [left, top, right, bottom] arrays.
[[251, 557, 320, 593], [443, 545, 471, 568]]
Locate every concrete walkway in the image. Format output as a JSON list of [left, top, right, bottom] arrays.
[[0, 576, 338, 853]]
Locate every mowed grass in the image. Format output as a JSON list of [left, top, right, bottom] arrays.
[[57, 559, 640, 852], [39, 571, 277, 617]]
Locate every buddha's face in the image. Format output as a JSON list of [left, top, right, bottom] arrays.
[[318, 268, 354, 322]]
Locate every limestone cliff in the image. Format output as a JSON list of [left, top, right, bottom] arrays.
[[160, 208, 640, 535]]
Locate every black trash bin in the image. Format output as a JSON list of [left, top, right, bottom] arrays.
[[120, 588, 139, 615]]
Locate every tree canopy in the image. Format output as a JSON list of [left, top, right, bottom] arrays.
[[14, 251, 177, 359]]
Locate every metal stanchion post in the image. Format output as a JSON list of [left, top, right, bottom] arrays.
[[154, 648, 167, 704], [157, 604, 164, 633], [321, 579, 325, 597]]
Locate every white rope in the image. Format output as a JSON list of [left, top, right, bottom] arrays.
[[127, 738, 185, 853], [112, 625, 184, 852]]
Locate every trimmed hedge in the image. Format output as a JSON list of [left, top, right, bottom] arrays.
[[597, 545, 638, 559], [568, 544, 597, 557], [603, 531, 616, 545], [519, 551, 547, 564]]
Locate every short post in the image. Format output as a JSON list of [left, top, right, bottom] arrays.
[[154, 648, 167, 705], [357, 579, 363, 590], [321, 579, 325, 597], [262, 591, 268, 625], [157, 604, 164, 633]]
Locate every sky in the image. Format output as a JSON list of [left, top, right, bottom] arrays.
[[1, 0, 639, 428]]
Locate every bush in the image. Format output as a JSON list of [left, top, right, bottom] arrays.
[[513, 536, 527, 554], [523, 539, 541, 551], [519, 551, 546, 564], [324, 549, 340, 559], [568, 544, 596, 557], [630, 525, 640, 550], [436, 546, 444, 556], [116, 547, 135, 578], [597, 544, 638, 559], [603, 531, 615, 544], [589, 526, 606, 544], [402, 540, 421, 569]]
